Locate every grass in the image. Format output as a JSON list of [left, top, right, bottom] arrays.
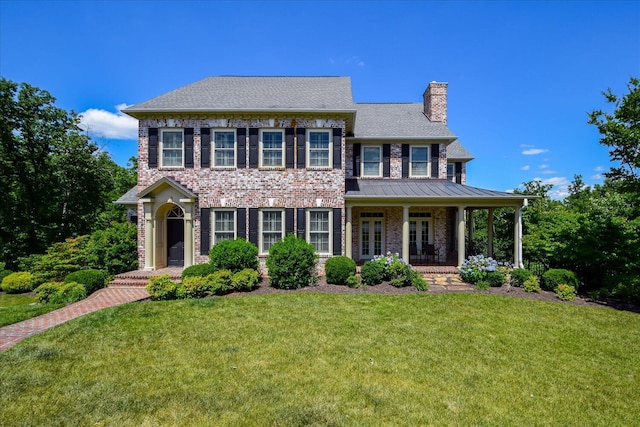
[[0, 293, 64, 327], [1, 293, 639, 426]]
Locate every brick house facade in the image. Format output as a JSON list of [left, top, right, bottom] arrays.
[[121, 77, 529, 271]]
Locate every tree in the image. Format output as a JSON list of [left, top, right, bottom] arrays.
[[588, 77, 640, 192]]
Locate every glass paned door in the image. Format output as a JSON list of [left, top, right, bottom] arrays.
[[360, 218, 384, 259]]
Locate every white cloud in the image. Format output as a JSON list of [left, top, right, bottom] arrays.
[[540, 170, 557, 175], [522, 148, 549, 155], [590, 173, 602, 180], [538, 164, 549, 169], [594, 166, 605, 172], [79, 103, 138, 140], [520, 144, 534, 148], [532, 176, 570, 199], [520, 165, 531, 171]]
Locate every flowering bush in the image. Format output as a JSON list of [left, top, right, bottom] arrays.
[[459, 255, 510, 284], [361, 253, 427, 290], [556, 284, 577, 301]]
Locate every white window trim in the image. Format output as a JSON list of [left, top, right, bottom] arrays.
[[359, 214, 385, 259], [409, 145, 431, 178], [361, 145, 382, 178], [306, 209, 332, 255], [306, 129, 332, 169], [447, 163, 455, 182], [212, 129, 237, 169], [259, 209, 285, 255], [211, 209, 236, 245], [259, 129, 285, 169], [160, 128, 184, 168]]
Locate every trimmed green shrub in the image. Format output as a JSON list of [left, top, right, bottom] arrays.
[[175, 276, 207, 299], [486, 270, 507, 287], [209, 238, 259, 273], [34, 282, 86, 304], [346, 274, 362, 289], [476, 280, 491, 290], [34, 282, 61, 303], [146, 275, 178, 301], [182, 263, 217, 279], [266, 235, 318, 289], [510, 268, 532, 287], [202, 270, 233, 295], [27, 236, 91, 284], [360, 259, 386, 286], [231, 269, 260, 292], [325, 256, 357, 285], [523, 275, 541, 293], [64, 269, 108, 295], [556, 284, 577, 301], [1, 272, 34, 294], [542, 269, 579, 291], [0, 263, 12, 283], [85, 221, 138, 275]]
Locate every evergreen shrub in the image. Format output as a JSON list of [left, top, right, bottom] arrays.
[[34, 282, 86, 304], [146, 275, 178, 301], [182, 264, 217, 279], [209, 239, 259, 273], [556, 284, 577, 301], [266, 235, 318, 289], [1, 272, 34, 294], [231, 269, 260, 292], [542, 269, 579, 291], [64, 269, 108, 295], [523, 276, 541, 293], [325, 256, 356, 285], [510, 268, 532, 287]]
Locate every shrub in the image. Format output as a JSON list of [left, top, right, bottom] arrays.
[[542, 269, 579, 291], [64, 269, 108, 295], [510, 268, 532, 287], [325, 256, 357, 286], [34, 282, 86, 304], [360, 259, 386, 286], [175, 276, 207, 299], [209, 239, 259, 273], [182, 263, 217, 279], [28, 236, 91, 284], [459, 255, 499, 284], [486, 270, 506, 287], [146, 275, 178, 301], [34, 282, 61, 303], [523, 276, 541, 293], [346, 274, 362, 289], [202, 270, 233, 295], [231, 269, 260, 292], [1, 272, 34, 293], [556, 284, 577, 301], [412, 273, 429, 291], [476, 280, 491, 290], [0, 263, 12, 283], [266, 235, 318, 290], [85, 221, 138, 275]]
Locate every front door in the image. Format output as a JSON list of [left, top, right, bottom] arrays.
[[360, 214, 384, 259], [167, 206, 184, 266]]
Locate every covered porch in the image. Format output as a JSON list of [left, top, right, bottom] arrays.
[[344, 179, 529, 267]]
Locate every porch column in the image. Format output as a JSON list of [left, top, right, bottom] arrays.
[[514, 205, 523, 268], [181, 199, 195, 268], [487, 208, 494, 258], [141, 198, 155, 271], [402, 205, 410, 263], [457, 206, 466, 267], [345, 205, 353, 259]]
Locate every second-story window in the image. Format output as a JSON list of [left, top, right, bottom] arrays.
[[214, 130, 236, 167], [260, 130, 284, 168], [447, 163, 455, 182], [161, 129, 184, 167], [307, 130, 331, 168], [410, 146, 430, 177], [362, 146, 382, 177]]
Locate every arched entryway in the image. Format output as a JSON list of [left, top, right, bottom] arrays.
[[166, 205, 185, 266]]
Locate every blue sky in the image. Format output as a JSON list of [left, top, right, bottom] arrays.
[[1, 0, 638, 198]]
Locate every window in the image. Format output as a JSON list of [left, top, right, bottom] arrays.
[[410, 146, 430, 177], [261, 209, 284, 253], [161, 129, 184, 167], [307, 210, 330, 254], [213, 210, 235, 243], [447, 163, 455, 182], [307, 130, 331, 168], [260, 130, 284, 168], [213, 130, 236, 167], [362, 146, 381, 177]]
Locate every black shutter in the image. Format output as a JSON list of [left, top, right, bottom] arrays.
[[402, 144, 410, 178], [285, 128, 295, 168], [333, 208, 342, 255], [148, 128, 158, 168], [200, 208, 210, 255], [297, 208, 306, 238], [383, 144, 391, 177], [333, 128, 342, 169], [237, 128, 247, 168], [249, 128, 259, 168], [455, 162, 462, 184], [201, 128, 210, 168], [285, 208, 294, 236], [431, 143, 440, 178], [353, 143, 361, 177], [185, 128, 194, 168], [236, 208, 246, 239], [296, 127, 306, 168], [249, 208, 259, 247]]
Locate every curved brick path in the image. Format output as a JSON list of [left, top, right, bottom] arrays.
[[0, 287, 150, 352]]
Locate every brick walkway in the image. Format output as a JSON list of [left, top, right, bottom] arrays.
[[0, 287, 150, 353]]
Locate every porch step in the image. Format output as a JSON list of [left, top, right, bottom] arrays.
[[108, 268, 183, 288], [108, 278, 152, 288]]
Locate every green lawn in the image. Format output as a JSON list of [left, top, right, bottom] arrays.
[[1, 293, 638, 426], [0, 293, 64, 327]]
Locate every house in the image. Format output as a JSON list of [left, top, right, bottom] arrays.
[[120, 76, 529, 271]]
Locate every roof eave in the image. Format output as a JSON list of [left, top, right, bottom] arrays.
[[123, 108, 358, 119], [346, 136, 458, 142]]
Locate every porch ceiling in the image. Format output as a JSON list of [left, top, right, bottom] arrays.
[[345, 178, 530, 207]]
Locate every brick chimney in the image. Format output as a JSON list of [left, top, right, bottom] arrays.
[[423, 82, 448, 124]]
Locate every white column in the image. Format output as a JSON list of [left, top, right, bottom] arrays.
[[142, 199, 155, 271], [402, 205, 410, 263], [345, 205, 353, 259], [514, 205, 523, 268], [181, 199, 195, 268], [457, 206, 466, 267], [487, 208, 494, 258]]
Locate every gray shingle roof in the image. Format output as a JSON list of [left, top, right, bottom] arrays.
[[353, 103, 456, 140], [447, 140, 474, 161], [113, 186, 138, 205], [124, 76, 356, 114], [345, 179, 527, 205]]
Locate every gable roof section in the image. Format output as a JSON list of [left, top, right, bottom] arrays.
[[114, 186, 138, 205], [447, 140, 474, 161], [124, 76, 356, 115], [352, 103, 456, 140], [137, 176, 197, 200]]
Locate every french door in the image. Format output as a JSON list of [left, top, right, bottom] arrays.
[[360, 214, 384, 259]]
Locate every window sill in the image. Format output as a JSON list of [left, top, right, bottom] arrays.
[[259, 167, 286, 171], [212, 167, 237, 171], [306, 167, 333, 171], [159, 167, 185, 171]]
